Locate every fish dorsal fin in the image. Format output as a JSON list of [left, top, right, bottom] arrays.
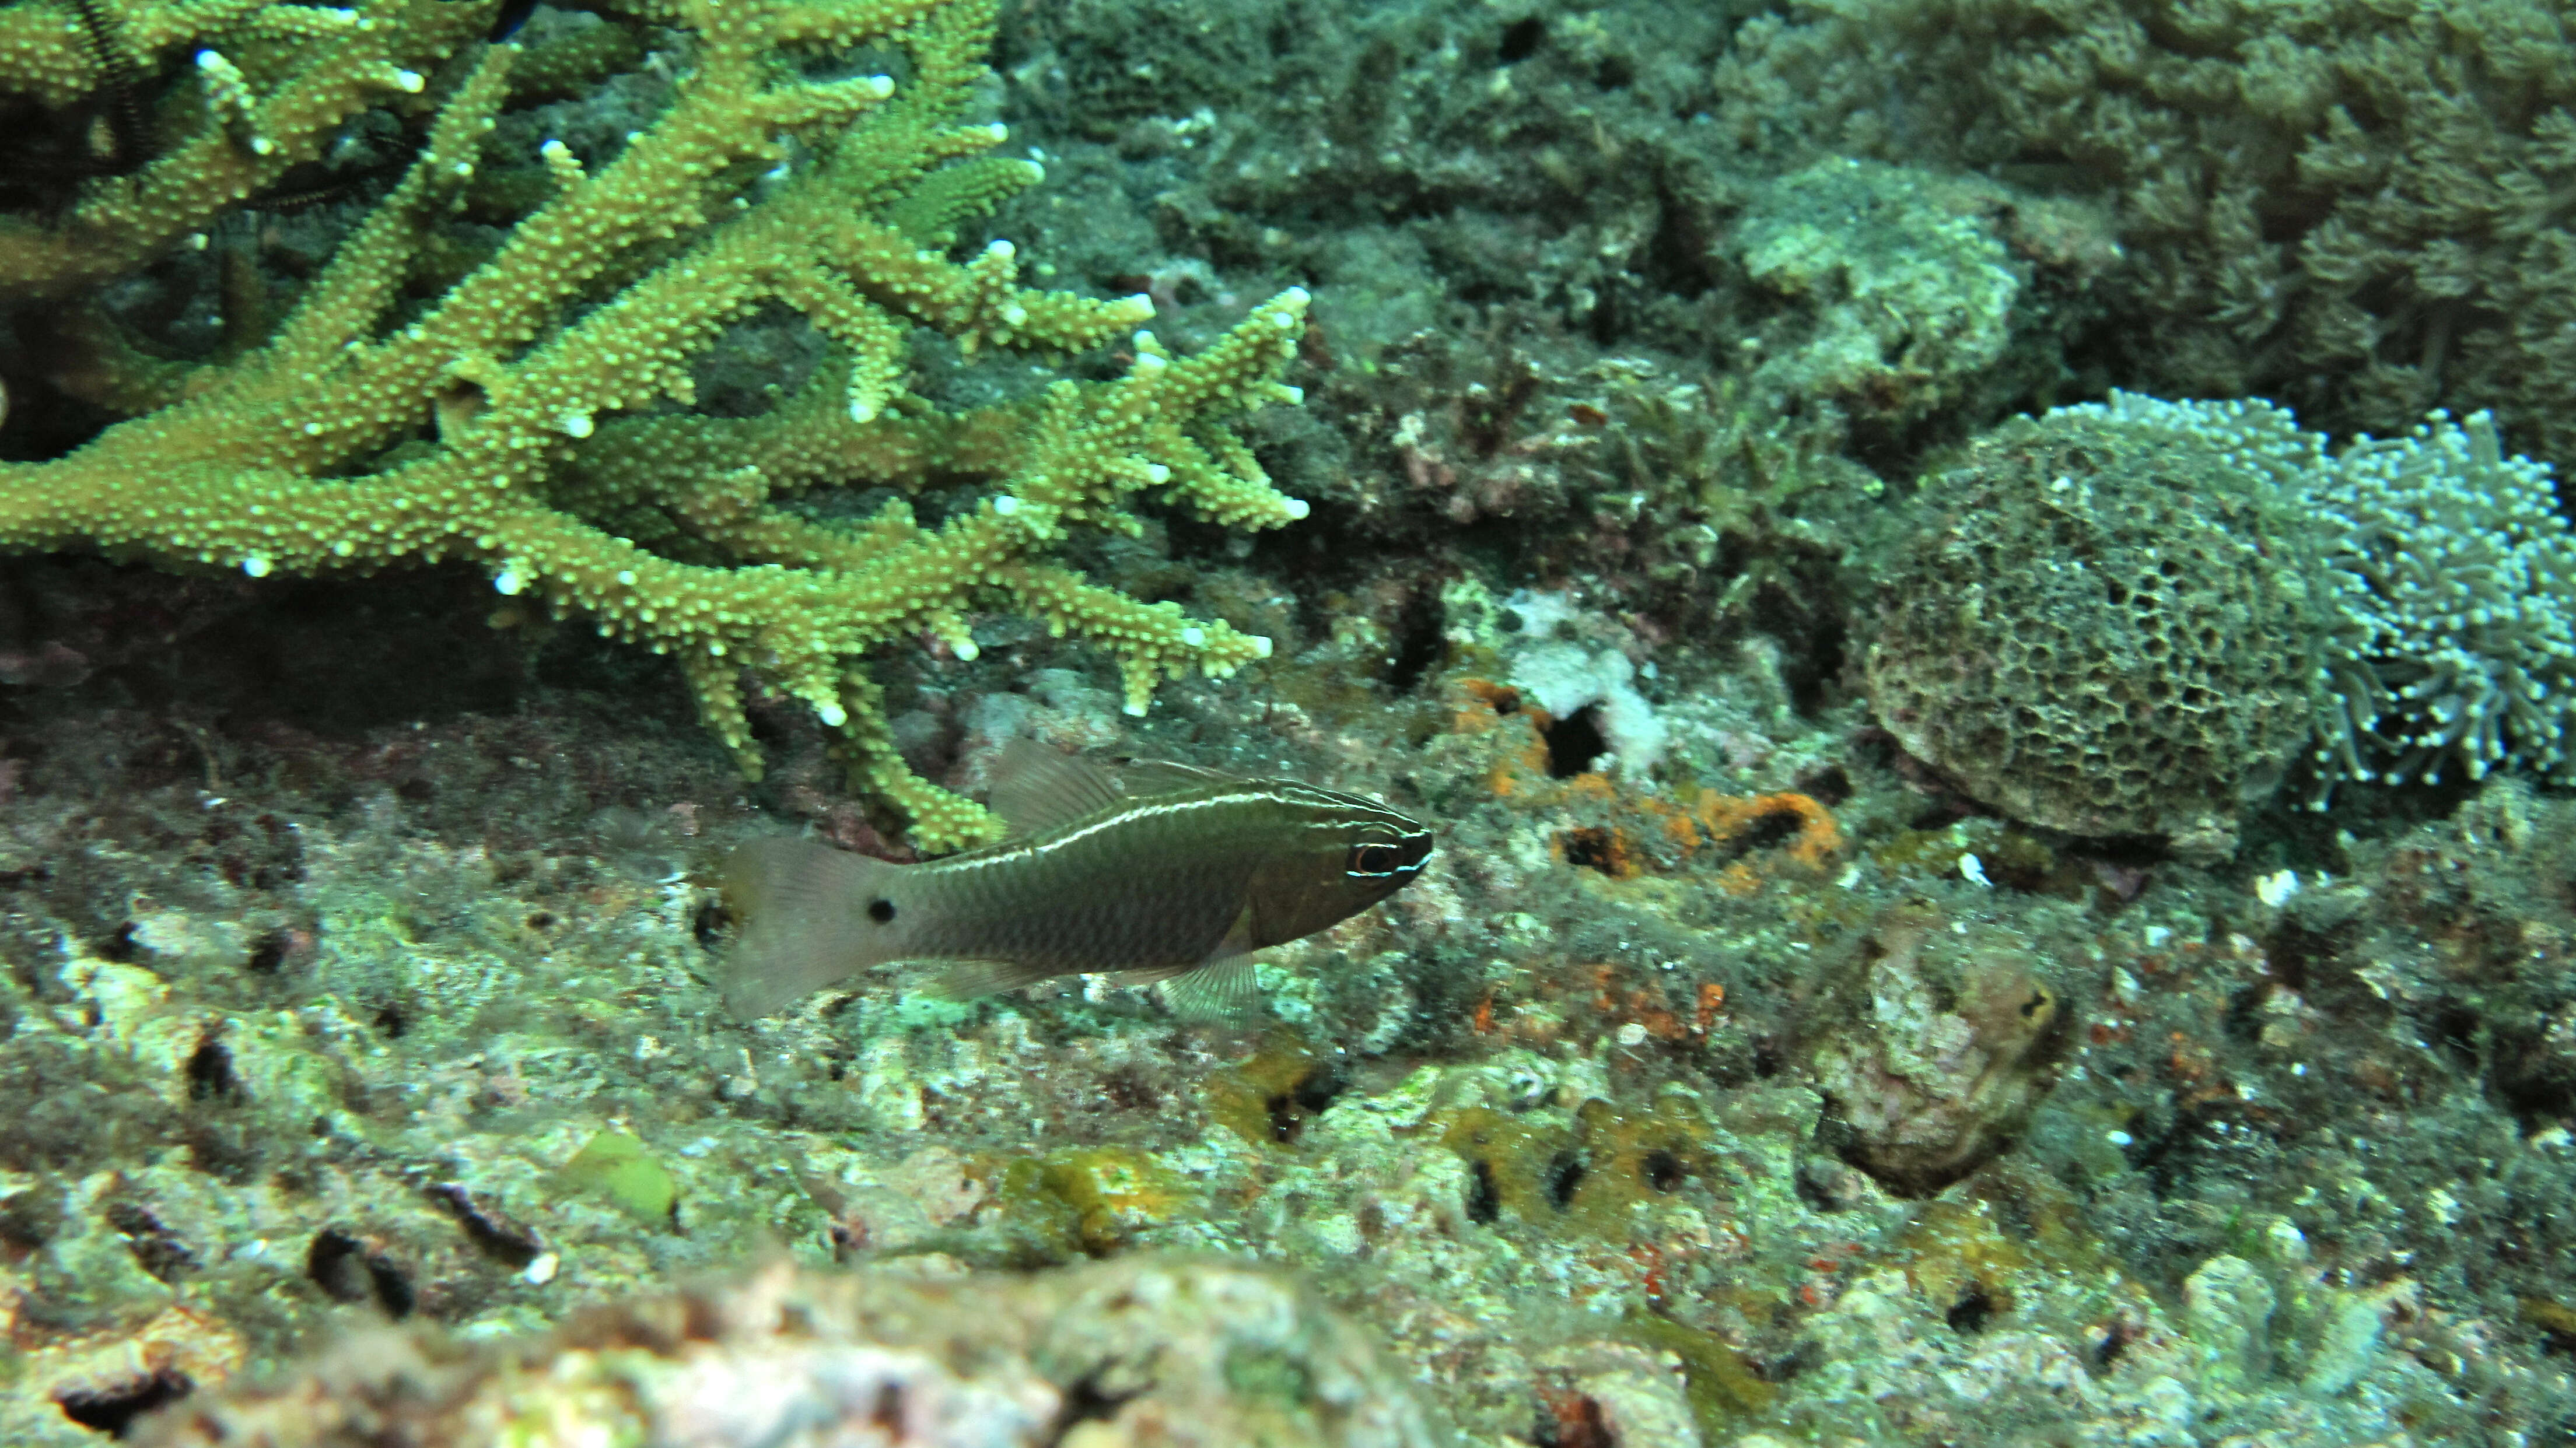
[[989, 738, 1132, 836], [987, 739, 1237, 837], [1106, 758, 1237, 797]]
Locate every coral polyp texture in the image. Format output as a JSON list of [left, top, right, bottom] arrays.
[[2311, 407, 2576, 791], [1864, 395, 2323, 859], [1870, 388, 2576, 850], [0, 0, 1312, 847]]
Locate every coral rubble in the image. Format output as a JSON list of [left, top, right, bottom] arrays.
[[133, 1256, 1438, 1448]]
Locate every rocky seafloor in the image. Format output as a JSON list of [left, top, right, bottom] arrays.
[[6, 538, 2575, 1446], [10, 0, 2576, 1444]]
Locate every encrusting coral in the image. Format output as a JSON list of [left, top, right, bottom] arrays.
[[0, 0, 1312, 846]]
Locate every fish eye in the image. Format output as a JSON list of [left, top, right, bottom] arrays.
[[1348, 843, 1401, 876]]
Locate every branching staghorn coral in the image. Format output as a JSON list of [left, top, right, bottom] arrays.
[[0, 0, 494, 293], [0, 0, 1315, 847]]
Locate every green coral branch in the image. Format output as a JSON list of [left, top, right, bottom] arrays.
[[0, 0, 1314, 849], [0, 0, 497, 299]]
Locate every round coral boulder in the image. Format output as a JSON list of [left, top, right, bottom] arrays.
[[1865, 398, 2325, 860]]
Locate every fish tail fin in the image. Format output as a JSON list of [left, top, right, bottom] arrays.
[[719, 838, 899, 1019]]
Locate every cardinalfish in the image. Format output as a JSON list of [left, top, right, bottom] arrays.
[[717, 740, 1436, 1019]]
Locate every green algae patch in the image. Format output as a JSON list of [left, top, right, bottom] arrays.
[[955, 1157, 1085, 1265], [556, 1128, 679, 1226], [1622, 1312, 1776, 1428], [1039, 1147, 1189, 1255], [1224, 1344, 1317, 1407], [1203, 1028, 1329, 1148], [2521, 1295, 2576, 1349], [1433, 1095, 1713, 1239], [1895, 1168, 2109, 1310], [1869, 823, 2083, 897], [967, 1147, 1195, 1260]]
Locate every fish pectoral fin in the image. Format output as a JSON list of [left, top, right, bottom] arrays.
[[1158, 952, 1262, 1021], [923, 958, 1061, 1000]]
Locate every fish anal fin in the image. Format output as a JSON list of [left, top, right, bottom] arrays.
[[926, 958, 1065, 1000]]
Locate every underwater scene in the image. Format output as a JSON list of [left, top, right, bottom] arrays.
[[6, 0, 2576, 1443]]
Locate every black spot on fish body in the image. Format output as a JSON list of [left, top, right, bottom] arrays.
[[867, 898, 895, 924]]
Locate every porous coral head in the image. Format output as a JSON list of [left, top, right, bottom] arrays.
[[1864, 398, 2325, 860]]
